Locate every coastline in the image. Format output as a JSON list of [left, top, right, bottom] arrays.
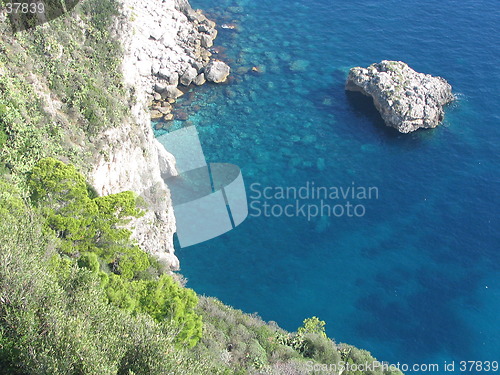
[[90, 0, 231, 270]]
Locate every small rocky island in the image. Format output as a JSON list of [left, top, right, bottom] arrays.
[[346, 60, 454, 133]]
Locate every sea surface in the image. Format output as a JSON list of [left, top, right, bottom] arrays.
[[154, 0, 499, 370]]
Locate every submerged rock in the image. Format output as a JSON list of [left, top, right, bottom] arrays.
[[289, 59, 310, 72], [346, 60, 454, 133]]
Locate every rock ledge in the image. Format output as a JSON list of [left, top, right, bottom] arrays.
[[346, 60, 454, 133]]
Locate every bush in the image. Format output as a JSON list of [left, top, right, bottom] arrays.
[[0, 0, 130, 178], [301, 333, 341, 363], [105, 274, 202, 347], [25, 158, 204, 347]]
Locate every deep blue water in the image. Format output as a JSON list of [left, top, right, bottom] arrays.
[[155, 0, 500, 370]]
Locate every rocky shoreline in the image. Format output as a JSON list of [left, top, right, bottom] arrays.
[[118, 0, 230, 125], [346, 60, 454, 133]]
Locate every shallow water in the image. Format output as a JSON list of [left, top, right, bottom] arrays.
[[155, 0, 500, 368]]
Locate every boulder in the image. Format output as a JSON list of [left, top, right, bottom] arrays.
[[201, 34, 213, 48], [137, 61, 152, 76], [346, 60, 454, 133], [151, 61, 161, 75], [159, 106, 171, 115], [198, 24, 210, 33], [192, 60, 204, 71], [161, 102, 172, 110], [192, 73, 206, 86], [204, 60, 230, 83], [202, 19, 216, 29], [150, 109, 163, 120], [158, 69, 179, 86], [180, 66, 198, 86], [154, 82, 167, 93], [150, 28, 163, 41]]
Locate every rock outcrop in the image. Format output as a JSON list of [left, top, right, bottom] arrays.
[[90, 113, 180, 269], [346, 60, 454, 133]]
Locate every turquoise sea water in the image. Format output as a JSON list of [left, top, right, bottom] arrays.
[[155, 0, 499, 369]]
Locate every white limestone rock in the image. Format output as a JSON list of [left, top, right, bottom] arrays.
[[205, 60, 231, 83], [346, 60, 454, 133]]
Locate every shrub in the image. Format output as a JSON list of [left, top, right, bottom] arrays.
[[298, 316, 327, 337], [105, 274, 202, 347]]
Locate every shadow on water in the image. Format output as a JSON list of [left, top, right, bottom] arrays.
[[312, 83, 444, 153], [344, 90, 447, 147], [307, 70, 398, 139], [345, 91, 388, 130], [309, 68, 442, 147]]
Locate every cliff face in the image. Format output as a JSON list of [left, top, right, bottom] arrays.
[[90, 0, 224, 269], [90, 112, 180, 269]]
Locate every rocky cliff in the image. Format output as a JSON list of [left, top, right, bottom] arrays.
[[90, 0, 229, 269], [346, 60, 454, 133]]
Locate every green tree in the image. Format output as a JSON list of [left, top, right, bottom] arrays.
[[0, 182, 209, 374], [26, 158, 203, 346], [298, 316, 327, 337], [28, 157, 148, 279]]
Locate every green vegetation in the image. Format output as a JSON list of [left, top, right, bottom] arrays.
[[0, 183, 210, 375], [0, 0, 129, 176], [194, 297, 403, 374], [26, 157, 203, 348], [105, 274, 202, 347], [28, 157, 147, 278]]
